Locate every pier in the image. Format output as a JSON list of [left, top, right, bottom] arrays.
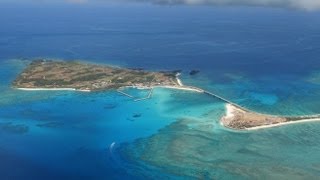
[[117, 90, 134, 99], [117, 85, 320, 119], [117, 87, 154, 102], [134, 88, 154, 102], [202, 89, 320, 119], [176, 85, 250, 112], [203, 90, 249, 112], [116, 84, 320, 130]]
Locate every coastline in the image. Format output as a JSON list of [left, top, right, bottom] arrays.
[[245, 118, 320, 130], [120, 85, 203, 93], [176, 73, 184, 86], [154, 85, 204, 93], [14, 61, 320, 131], [15, 84, 203, 93], [14, 86, 320, 130], [16, 88, 91, 92]]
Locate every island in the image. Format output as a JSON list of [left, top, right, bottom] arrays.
[[13, 59, 320, 130], [13, 59, 182, 91]]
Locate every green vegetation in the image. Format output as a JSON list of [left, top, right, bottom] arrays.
[[13, 59, 179, 91], [70, 73, 107, 82]]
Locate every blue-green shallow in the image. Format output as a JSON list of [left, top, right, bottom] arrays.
[[1, 5, 320, 179], [0, 60, 224, 179]]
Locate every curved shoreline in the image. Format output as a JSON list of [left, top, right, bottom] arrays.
[[16, 88, 91, 92], [154, 85, 204, 93], [244, 118, 320, 130], [176, 73, 184, 86], [16, 84, 203, 93], [121, 75, 204, 93], [15, 80, 320, 131], [222, 104, 320, 131]]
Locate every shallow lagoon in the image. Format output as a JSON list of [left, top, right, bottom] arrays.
[[0, 60, 223, 178], [1, 59, 320, 179], [1, 5, 320, 179]]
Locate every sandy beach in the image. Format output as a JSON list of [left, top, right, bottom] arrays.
[[225, 104, 236, 118], [245, 118, 320, 130], [155, 85, 204, 93], [16, 88, 91, 92], [176, 73, 184, 86], [16, 84, 203, 93], [222, 103, 320, 131], [121, 82, 204, 93]]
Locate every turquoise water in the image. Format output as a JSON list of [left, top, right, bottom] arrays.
[[1, 59, 320, 179], [120, 118, 320, 179], [1, 5, 320, 179], [1, 60, 223, 179]]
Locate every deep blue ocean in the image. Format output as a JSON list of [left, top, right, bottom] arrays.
[[1, 4, 320, 179]]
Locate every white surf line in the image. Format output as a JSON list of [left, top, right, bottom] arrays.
[[123, 84, 204, 93], [220, 104, 235, 128], [109, 142, 116, 153], [17, 87, 76, 91], [225, 104, 236, 118], [245, 118, 320, 130], [155, 85, 204, 93], [16, 87, 91, 92], [176, 73, 184, 86]]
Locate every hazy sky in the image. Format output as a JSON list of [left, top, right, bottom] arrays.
[[1, 0, 319, 11]]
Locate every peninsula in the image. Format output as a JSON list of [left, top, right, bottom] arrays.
[[221, 104, 320, 130], [13, 59, 181, 91]]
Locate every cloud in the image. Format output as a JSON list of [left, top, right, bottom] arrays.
[[131, 0, 320, 11]]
